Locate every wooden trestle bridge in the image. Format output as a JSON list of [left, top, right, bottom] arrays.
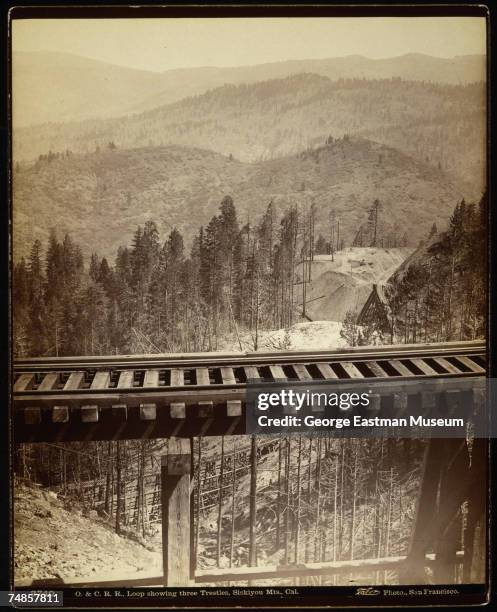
[[13, 340, 487, 587]]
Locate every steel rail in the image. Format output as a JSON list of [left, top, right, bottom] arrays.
[[13, 339, 485, 371]]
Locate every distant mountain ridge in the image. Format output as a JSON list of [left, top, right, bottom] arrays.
[[12, 50, 485, 127], [13, 137, 471, 262], [14, 72, 486, 193]]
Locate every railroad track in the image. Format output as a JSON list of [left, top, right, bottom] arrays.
[[12, 340, 486, 442]]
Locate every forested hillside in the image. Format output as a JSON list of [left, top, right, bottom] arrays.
[[13, 74, 485, 191], [385, 192, 487, 343], [13, 195, 318, 356], [13, 137, 468, 261], [13, 189, 486, 358], [15, 436, 427, 584]]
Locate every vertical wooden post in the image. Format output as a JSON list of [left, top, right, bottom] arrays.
[[194, 437, 202, 566], [385, 467, 394, 557], [285, 436, 292, 563], [399, 436, 444, 583], [349, 439, 358, 561], [162, 437, 191, 586], [314, 437, 322, 563], [21, 444, 27, 480], [305, 436, 313, 563], [248, 435, 258, 567], [463, 436, 487, 583], [433, 438, 469, 584], [294, 435, 302, 564], [338, 438, 345, 559], [136, 445, 142, 533], [333, 456, 338, 562], [115, 440, 122, 534], [190, 437, 196, 580], [275, 437, 282, 551]]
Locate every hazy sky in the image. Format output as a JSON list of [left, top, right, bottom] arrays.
[[12, 17, 486, 72]]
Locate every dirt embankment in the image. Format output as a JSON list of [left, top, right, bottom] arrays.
[[298, 247, 412, 322], [14, 481, 161, 585]]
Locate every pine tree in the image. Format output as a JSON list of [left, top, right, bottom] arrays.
[[13, 259, 30, 356], [368, 199, 381, 247], [28, 240, 44, 303], [82, 280, 109, 354], [315, 234, 328, 255], [340, 311, 361, 346], [89, 254, 101, 283], [44, 230, 65, 355]]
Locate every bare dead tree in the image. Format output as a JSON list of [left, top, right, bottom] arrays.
[[229, 438, 237, 568], [216, 436, 225, 567]]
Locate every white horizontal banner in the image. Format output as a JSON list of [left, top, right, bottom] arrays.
[[246, 377, 489, 438]]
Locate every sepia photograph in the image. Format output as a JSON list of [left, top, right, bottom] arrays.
[[10, 8, 488, 603]]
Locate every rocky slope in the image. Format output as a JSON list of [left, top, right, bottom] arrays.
[[14, 481, 162, 586]]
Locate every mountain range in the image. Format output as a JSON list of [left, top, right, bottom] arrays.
[[13, 51, 485, 127], [13, 71, 486, 193], [12, 51, 486, 265], [13, 137, 469, 262]]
